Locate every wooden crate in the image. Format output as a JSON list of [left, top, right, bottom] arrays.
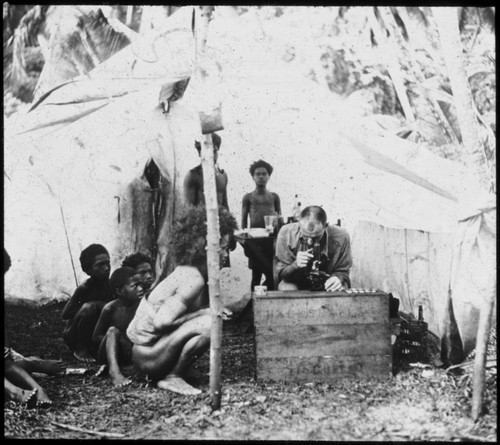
[[253, 290, 392, 383]]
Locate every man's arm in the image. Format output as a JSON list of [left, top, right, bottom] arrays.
[[92, 303, 113, 345], [183, 171, 199, 206], [62, 286, 86, 321], [221, 171, 229, 210], [274, 193, 282, 216], [327, 232, 352, 288], [241, 195, 250, 229], [274, 226, 313, 282]]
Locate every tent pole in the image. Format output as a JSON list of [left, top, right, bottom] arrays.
[[196, 5, 223, 411]]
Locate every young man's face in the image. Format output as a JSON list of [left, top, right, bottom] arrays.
[[252, 167, 269, 187], [219, 234, 231, 267], [135, 262, 155, 291], [90, 253, 111, 281], [117, 275, 144, 303]]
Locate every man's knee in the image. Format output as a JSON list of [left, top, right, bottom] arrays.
[[78, 302, 101, 319], [278, 280, 298, 291]]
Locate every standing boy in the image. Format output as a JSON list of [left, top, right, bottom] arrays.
[[62, 244, 113, 363], [241, 159, 281, 290], [92, 267, 143, 387]]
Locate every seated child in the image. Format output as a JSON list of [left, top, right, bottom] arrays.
[[4, 348, 62, 408], [241, 159, 281, 290], [62, 244, 113, 363], [4, 248, 64, 408], [92, 267, 143, 387], [121, 252, 156, 297]]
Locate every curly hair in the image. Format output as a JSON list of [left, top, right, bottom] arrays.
[[109, 267, 137, 297], [79, 244, 109, 275], [121, 252, 153, 269], [171, 205, 238, 265], [249, 159, 273, 176]]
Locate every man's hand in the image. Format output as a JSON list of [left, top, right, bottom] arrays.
[[324, 275, 343, 292], [295, 249, 313, 269]]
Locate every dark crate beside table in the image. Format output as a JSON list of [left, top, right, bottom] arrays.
[[253, 290, 392, 383]]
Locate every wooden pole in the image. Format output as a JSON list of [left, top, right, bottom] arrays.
[[471, 293, 495, 420], [195, 5, 224, 411]]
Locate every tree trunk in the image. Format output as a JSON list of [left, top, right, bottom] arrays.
[[195, 5, 224, 411], [431, 7, 491, 193]]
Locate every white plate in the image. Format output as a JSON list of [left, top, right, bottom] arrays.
[[247, 228, 269, 237]]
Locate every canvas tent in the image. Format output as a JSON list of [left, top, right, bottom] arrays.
[[4, 6, 495, 364]]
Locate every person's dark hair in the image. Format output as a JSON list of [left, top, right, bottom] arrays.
[[122, 252, 153, 269], [4, 248, 11, 273], [79, 244, 109, 274], [300, 205, 327, 225], [249, 159, 273, 176], [109, 267, 137, 296], [194, 132, 221, 153], [171, 205, 238, 265]]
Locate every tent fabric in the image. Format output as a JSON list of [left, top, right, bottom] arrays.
[[350, 221, 454, 338], [441, 199, 496, 364], [4, 6, 493, 363]]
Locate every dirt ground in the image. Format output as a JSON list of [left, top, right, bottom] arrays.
[[4, 300, 497, 441]]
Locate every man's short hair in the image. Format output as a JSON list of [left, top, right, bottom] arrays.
[[194, 132, 221, 153], [79, 244, 109, 274], [122, 252, 153, 269], [249, 159, 273, 176], [300, 206, 327, 225], [109, 267, 137, 296]]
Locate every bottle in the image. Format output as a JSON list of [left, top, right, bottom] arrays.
[[291, 194, 302, 222], [418, 305, 423, 321]]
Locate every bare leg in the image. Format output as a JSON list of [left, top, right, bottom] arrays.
[[64, 302, 103, 363], [4, 378, 38, 407], [133, 314, 210, 395], [157, 334, 209, 395], [16, 357, 65, 376], [98, 327, 132, 388], [5, 362, 52, 407]]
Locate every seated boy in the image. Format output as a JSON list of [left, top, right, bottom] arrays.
[[62, 244, 113, 363], [121, 252, 156, 297], [92, 267, 143, 387], [241, 159, 281, 290], [4, 248, 64, 408]]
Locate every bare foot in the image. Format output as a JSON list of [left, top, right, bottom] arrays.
[[74, 349, 96, 363], [31, 358, 66, 376], [36, 389, 53, 408], [157, 376, 201, 395], [10, 388, 38, 408], [111, 373, 132, 388]]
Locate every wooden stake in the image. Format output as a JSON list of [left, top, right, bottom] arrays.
[[195, 5, 223, 411]]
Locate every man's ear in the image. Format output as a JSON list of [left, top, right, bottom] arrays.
[[115, 287, 123, 297]]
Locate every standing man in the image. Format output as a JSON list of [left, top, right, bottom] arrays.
[[274, 205, 352, 291], [183, 132, 229, 210]]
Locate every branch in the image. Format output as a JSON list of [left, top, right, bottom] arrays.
[[50, 421, 125, 438]]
